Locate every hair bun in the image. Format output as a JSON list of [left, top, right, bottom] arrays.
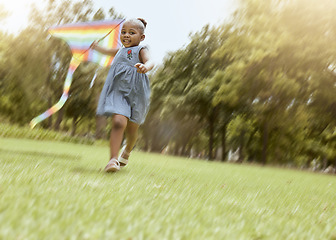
[[137, 18, 147, 28]]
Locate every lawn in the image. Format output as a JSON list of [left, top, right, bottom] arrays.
[[0, 137, 335, 239]]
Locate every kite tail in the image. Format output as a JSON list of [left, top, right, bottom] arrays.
[[30, 57, 80, 129]]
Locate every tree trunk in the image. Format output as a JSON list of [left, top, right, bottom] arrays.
[[71, 116, 77, 136], [261, 121, 269, 165], [174, 143, 179, 156], [87, 121, 92, 136], [45, 69, 53, 129], [143, 137, 149, 152], [95, 116, 107, 139], [238, 129, 245, 163], [181, 144, 186, 156], [208, 118, 214, 160], [221, 123, 227, 162], [208, 107, 218, 160], [186, 145, 192, 158], [54, 108, 64, 131]]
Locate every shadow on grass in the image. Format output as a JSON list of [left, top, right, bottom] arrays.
[[0, 148, 80, 161]]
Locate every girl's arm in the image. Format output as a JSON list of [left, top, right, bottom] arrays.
[[135, 47, 155, 74], [91, 41, 119, 56]]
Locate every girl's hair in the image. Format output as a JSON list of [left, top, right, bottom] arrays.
[[137, 18, 147, 28], [135, 18, 147, 34], [124, 18, 147, 34]]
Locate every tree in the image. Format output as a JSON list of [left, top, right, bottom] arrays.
[[0, 4, 9, 21], [148, 25, 233, 159], [147, 0, 336, 167], [25, 0, 124, 132], [65, 62, 97, 136], [0, 0, 124, 135], [215, 0, 336, 165]]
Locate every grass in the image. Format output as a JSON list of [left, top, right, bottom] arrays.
[[0, 137, 336, 240]]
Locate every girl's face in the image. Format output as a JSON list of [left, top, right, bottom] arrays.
[[120, 21, 145, 48]]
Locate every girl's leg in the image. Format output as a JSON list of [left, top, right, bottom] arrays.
[[109, 114, 128, 160], [122, 120, 139, 158]]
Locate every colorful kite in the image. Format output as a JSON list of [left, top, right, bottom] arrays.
[[30, 19, 125, 128]]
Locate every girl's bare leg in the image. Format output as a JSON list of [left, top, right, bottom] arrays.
[[109, 115, 128, 160], [123, 120, 139, 158]]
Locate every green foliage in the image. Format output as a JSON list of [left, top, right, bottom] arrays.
[[147, 0, 336, 167], [227, 115, 259, 161], [0, 0, 124, 135], [1, 0, 335, 168], [148, 25, 234, 159], [0, 122, 95, 145], [65, 62, 98, 135]]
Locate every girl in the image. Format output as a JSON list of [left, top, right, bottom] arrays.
[[91, 18, 154, 172]]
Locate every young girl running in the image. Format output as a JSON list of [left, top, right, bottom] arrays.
[[91, 18, 154, 172]]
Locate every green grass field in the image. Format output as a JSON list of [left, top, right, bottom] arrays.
[[0, 137, 336, 240]]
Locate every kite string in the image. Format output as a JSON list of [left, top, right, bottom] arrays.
[[83, 19, 125, 88], [83, 19, 125, 57], [30, 19, 125, 128], [98, 19, 125, 42]]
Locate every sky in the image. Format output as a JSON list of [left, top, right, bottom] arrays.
[[0, 0, 237, 65]]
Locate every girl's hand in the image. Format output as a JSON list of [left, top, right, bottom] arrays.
[[134, 63, 149, 73], [90, 41, 119, 56], [90, 40, 98, 50]]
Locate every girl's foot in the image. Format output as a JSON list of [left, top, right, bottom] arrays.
[[104, 158, 120, 172], [118, 145, 130, 168]]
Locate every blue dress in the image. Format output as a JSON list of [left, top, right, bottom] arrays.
[[96, 45, 151, 125]]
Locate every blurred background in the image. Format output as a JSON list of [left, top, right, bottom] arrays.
[[0, 0, 335, 171]]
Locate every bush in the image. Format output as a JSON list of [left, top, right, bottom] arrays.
[[0, 122, 97, 145]]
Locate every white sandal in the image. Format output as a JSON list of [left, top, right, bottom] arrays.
[[104, 158, 120, 172], [118, 145, 130, 168]]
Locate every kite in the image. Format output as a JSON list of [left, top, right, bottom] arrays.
[[29, 19, 125, 128]]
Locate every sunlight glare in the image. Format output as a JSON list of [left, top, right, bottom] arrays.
[[0, 0, 42, 33]]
